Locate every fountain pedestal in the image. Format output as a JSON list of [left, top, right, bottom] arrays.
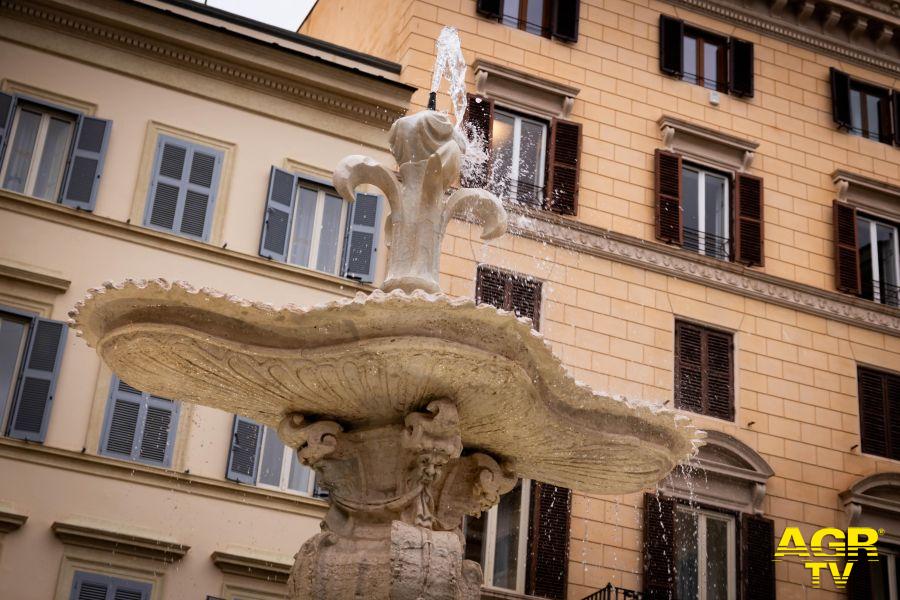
[[282, 402, 514, 599]]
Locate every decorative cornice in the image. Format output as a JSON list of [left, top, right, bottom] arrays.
[[0, 259, 70, 292], [0, 191, 370, 299], [211, 549, 292, 583], [500, 204, 900, 334], [0, 438, 329, 520], [473, 59, 580, 119], [663, 0, 900, 76], [834, 169, 900, 222], [659, 115, 758, 172], [0, 507, 27, 534], [0, 0, 408, 125], [52, 518, 189, 562]]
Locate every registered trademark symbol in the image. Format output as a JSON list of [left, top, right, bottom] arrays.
[[880, 529, 886, 535]]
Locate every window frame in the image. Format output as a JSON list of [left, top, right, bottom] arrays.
[[681, 161, 732, 262], [254, 425, 318, 497], [0, 306, 33, 436], [0, 98, 78, 201], [857, 213, 900, 307], [682, 26, 728, 92], [492, 107, 549, 208], [466, 478, 532, 594], [287, 179, 350, 277], [849, 80, 892, 144], [674, 504, 738, 600], [501, 0, 551, 38]]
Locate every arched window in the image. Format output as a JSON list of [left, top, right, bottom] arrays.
[[842, 473, 900, 600], [644, 431, 775, 600]]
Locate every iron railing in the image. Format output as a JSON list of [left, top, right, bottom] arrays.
[[494, 178, 545, 208], [872, 279, 900, 308], [683, 226, 730, 261], [582, 583, 644, 600]]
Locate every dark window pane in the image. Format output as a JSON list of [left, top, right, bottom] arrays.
[[866, 93, 881, 141], [706, 517, 729, 600], [682, 167, 699, 252], [703, 41, 719, 89], [492, 480, 522, 589], [675, 509, 700, 600], [850, 89, 863, 134], [683, 35, 697, 83], [0, 315, 28, 429], [525, 0, 544, 35], [463, 513, 488, 566]]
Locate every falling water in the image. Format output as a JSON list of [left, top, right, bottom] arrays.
[[430, 26, 467, 127]]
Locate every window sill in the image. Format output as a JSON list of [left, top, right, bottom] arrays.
[[0, 189, 372, 299]]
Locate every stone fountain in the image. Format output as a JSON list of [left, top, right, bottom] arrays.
[[69, 30, 703, 600]]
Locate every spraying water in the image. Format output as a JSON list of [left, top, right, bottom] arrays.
[[430, 26, 467, 127]]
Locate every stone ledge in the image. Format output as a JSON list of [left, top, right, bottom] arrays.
[[658, 115, 759, 172], [211, 548, 293, 583], [0, 259, 70, 293], [0, 505, 27, 534], [52, 517, 189, 562]]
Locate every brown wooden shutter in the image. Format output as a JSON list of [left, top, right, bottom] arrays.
[[550, 0, 579, 42], [476, 265, 542, 330], [741, 514, 776, 600], [847, 552, 873, 600], [734, 173, 764, 266], [705, 329, 734, 421], [655, 149, 683, 244], [830, 68, 852, 129], [833, 200, 861, 295], [526, 482, 571, 600], [857, 367, 900, 460], [878, 93, 894, 144], [461, 94, 494, 188], [476, 0, 503, 19], [643, 493, 676, 599], [728, 38, 754, 98], [659, 15, 684, 77], [545, 118, 581, 216], [894, 91, 900, 147], [674, 321, 703, 414]]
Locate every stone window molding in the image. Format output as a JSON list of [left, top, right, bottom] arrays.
[[841, 473, 900, 545], [211, 547, 293, 583], [658, 115, 759, 173], [834, 169, 900, 222], [660, 430, 774, 514], [52, 517, 189, 563], [0, 502, 27, 534], [473, 59, 579, 119]]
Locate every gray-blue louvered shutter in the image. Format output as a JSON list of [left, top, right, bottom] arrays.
[[341, 193, 382, 283], [60, 116, 111, 210], [145, 136, 222, 241], [7, 317, 66, 442], [70, 571, 151, 600], [226, 415, 262, 483], [101, 378, 143, 459], [0, 93, 16, 165], [259, 166, 296, 261], [138, 395, 179, 467]]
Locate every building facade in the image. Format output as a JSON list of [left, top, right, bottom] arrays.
[[301, 1, 900, 599], [0, 1, 899, 600]]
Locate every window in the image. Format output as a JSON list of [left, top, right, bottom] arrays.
[[683, 28, 727, 92], [674, 506, 736, 600], [0, 93, 110, 209], [492, 109, 548, 207], [682, 164, 730, 261], [674, 320, 734, 421], [659, 16, 754, 97], [259, 168, 382, 283], [0, 306, 66, 442], [100, 377, 180, 467], [226, 416, 325, 498], [463, 94, 581, 216], [464, 479, 531, 592], [655, 150, 764, 266], [70, 571, 151, 600], [833, 202, 900, 307], [144, 134, 223, 241], [858, 366, 900, 461], [475, 0, 579, 42], [475, 265, 542, 328], [852, 547, 900, 600], [831, 69, 899, 147], [859, 216, 900, 307]]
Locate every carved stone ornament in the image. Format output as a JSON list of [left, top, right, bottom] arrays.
[[70, 109, 703, 599]]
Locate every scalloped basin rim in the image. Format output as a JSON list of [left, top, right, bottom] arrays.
[[69, 279, 705, 494]]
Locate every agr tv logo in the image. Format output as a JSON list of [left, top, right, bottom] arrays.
[[774, 526, 881, 587]]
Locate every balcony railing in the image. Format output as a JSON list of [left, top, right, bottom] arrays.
[[493, 178, 545, 209], [582, 583, 644, 600], [683, 226, 730, 262], [871, 279, 900, 308]]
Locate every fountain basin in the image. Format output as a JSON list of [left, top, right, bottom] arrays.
[[70, 278, 703, 494]]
